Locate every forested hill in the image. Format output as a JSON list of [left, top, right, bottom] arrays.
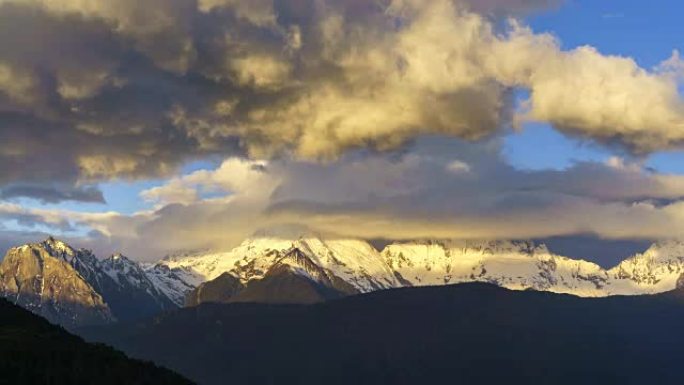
[[0, 298, 192, 385]]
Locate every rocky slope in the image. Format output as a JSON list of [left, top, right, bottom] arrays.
[[0, 240, 113, 328], [0, 238, 192, 327], [185, 273, 243, 307], [185, 247, 359, 305], [91, 253, 179, 320]]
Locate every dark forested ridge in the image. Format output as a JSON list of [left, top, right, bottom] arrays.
[[83, 283, 684, 385], [0, 298, 192, 385]]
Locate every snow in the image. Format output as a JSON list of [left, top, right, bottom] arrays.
[[158, 231, 399, 293], [605, 241, 684, 295], [143, 264, 200, 306], [8, 234, 684, 316], [161, 235, 684, 300], [384, 240, 684, 297], [383, 241, 609, 296]]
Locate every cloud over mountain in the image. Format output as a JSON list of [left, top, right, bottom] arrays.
[[5, 137, 684, 259]]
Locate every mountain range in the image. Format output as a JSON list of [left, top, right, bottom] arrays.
[[3, 229, 684, 327]]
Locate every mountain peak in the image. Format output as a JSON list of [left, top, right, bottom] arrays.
[[0, 239, 114, 328], [615, 239, 684, 266], [105, 253, 133, 263], [101, 253, 141, 274], [0, 238, 184, 327], [40, 236, 76, 257]]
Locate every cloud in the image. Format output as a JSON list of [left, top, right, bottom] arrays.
[[0, 184, 105, 204], [2, 0, 684, 258], [461, 0, 563, 16], [6, 137, 682, 260], [0, 229, 53, 258], [0, 0, 680, 205]]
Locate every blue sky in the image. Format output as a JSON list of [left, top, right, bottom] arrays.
[[505, 0, 684, 173]]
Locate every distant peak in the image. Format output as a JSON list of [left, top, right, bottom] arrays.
[[104, 253, 135, 264], [619, 239, 684, 263], [43, 236, 61, 246]]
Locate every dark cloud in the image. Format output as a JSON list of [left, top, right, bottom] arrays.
[[464, 0, 563, 16], [0, 185, 105, 204], [536, 235, 652, 269], [0, 210, 75, 232]]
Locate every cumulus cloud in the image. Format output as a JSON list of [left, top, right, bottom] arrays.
[[141, 158, 275, 206], [0, 0, 682, 204]]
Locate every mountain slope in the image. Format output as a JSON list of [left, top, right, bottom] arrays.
[[0, 297, 193, 385], [0, 241, 113, 328], [382, 239, 684, 297], [607, 241, 684, 294], [0, 238, 193, 327], [41, 238, 180, 321], [383, 240, 610, 296], [92, 253, 178, 320], [82, 283, 684, 385], [185, 248, 358, 305], [144, 263, 201, 307], [184, 273, 243, 307], [160, 230, 400, 294]]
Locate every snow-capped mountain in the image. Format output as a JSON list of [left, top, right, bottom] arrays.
[[91, 253, 179, 319], [0, 239, 113, 328], [383, 240, 684, 297], [143, 263, 201, 306], [0, 237, 191, 327], [160, 228, 400, 293], [185, 247, 362, 306], [383, 240, 610, 296], [168, 232, 684, 305], [5, 232, 684, 326], [607, 241, 684, 294]]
